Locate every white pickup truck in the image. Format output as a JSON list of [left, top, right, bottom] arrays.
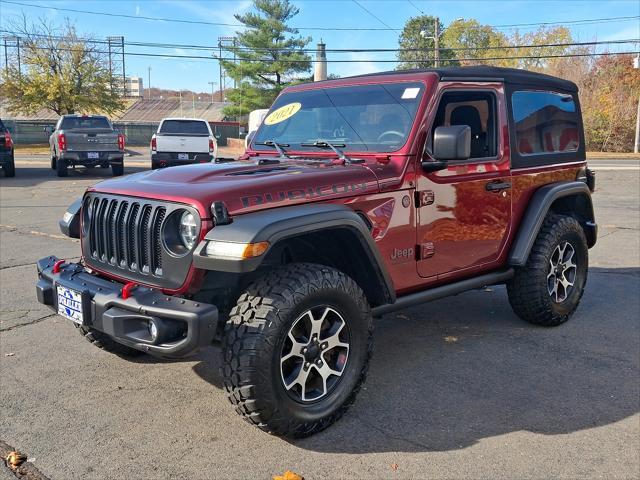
[[150, 118, 217, 169]]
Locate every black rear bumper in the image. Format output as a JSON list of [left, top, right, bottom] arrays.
[[35, 256, 218, 358], [0, 150, 13, 165], [59, 151, 123, 166], [152, 152, 213, 167]]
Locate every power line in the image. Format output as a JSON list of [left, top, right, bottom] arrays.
[[2, 29, 637, 55], [1, 0, 639, 33], [351, 0, 398, 31], [10, 42, 639, 63]]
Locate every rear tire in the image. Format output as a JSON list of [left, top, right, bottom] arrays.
[[4, 155, 15, 177], [221, 263, 373, 438], [50, 156, 57, 169], [56, 158, 68, 177], [507, 214, 588, 326], [75, 325, 145, 357], [111, 164, 124, 176]]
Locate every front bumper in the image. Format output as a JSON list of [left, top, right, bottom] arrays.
[[60, 151, 124, 166], [35, 256, 218, 358]]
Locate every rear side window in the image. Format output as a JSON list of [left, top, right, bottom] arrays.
[[512, 91, 579, 155], [0, 119, 6, 132], [60, 117, 111, 129], [160, 120, 209, 135]]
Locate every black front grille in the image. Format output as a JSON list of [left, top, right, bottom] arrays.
[[82, 193, 200, 290], [85, 195, 166, 277]]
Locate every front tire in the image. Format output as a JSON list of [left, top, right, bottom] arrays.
[[221, 263, 373, 437], [507, 214, 588, 326]]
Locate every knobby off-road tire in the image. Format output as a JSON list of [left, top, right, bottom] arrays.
[[507, 214, 588, 326], [56, 158, 68, 177], [221, 263, 373, 437], [75, 324, 145, 357]]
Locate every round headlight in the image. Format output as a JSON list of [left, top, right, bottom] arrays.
[[179, 211, 197, 249]]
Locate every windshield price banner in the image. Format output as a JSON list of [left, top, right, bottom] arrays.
[[264, 102, 302, 125]]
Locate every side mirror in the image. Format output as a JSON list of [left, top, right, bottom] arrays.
[[433, 125, 471, 161]]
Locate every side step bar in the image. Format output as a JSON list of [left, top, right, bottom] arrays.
[[371, 268, 514, 317]]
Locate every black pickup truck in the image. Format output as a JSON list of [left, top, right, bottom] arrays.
[[0, 118, 15, 177]]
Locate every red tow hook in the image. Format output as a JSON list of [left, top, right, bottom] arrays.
[[121, 282, 137, 300], [52, 259, 66, 274]]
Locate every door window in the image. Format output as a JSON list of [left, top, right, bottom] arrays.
[[432, 91, 498, 160]]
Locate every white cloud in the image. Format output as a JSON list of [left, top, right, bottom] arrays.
[[161, 0, 252, 36]]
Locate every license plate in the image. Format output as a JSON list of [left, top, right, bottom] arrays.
[[57, 285, 84, 324], [88, 152, 99, 159], [178, 153, 189, 160]]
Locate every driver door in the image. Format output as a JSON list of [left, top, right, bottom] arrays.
[[416, 84, 512, 280]]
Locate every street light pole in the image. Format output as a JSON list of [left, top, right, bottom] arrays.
[[147, 66, 151, 100]]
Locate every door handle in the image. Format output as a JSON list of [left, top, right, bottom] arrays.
[[485, 181, 512, 192]]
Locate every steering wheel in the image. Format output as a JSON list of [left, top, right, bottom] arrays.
[[377, 131, 405, 143]]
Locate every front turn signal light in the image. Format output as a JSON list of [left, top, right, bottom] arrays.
[[204, 240, 269, 259]]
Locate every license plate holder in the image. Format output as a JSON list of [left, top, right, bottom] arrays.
[[87, 152, 99, 159], [56, 285, 85, 325], [178, 153, 189, 160]]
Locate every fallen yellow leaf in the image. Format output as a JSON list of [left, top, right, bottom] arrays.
[[273, 470, 304, 480], [444, 335, 459, 343]]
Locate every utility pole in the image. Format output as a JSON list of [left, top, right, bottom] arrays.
[[634, 55, 639, 154], [434, 17, 440, 68], [218, 40, 223, 102], [16, 36, 20, 77], [208, 81, 216, 103], [147, 66, 151, 100], [3, 37, 7, 73]]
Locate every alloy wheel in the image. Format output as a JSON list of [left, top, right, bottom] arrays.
[[280, 306, 350, 402]]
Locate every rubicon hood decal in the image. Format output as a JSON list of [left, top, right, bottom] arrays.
[[89, 159, 380, 218]]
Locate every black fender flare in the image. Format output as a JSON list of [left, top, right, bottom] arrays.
[[59, 197, 82, 239], [192, 203, 395, 304], [508, 181, 597, 267]]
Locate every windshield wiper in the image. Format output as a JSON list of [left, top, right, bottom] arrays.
[[255, 140, 290, 159], [300, 140, 364, 164]]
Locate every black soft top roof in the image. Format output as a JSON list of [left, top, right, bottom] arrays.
[[350, 66, 578, 93]]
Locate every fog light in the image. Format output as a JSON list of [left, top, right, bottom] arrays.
[[148, 320, 159, 342]]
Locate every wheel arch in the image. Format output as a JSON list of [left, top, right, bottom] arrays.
[[192, 203, 396, 307], [509, 181, 597, 267]]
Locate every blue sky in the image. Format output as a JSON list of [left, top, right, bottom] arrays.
[[0, 0, 638, 92]]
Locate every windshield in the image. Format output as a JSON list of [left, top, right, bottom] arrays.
[[252, 82, 425, 153], [159, 120, 210, 135], [61, 116, 111, 129]]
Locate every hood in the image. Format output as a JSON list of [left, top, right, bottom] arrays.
[[89, 159, 380, 219]]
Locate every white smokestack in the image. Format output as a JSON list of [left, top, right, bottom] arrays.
[[314, 41, 327, 82]]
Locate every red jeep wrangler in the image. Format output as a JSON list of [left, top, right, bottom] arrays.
[[36, 66, 597, 437]]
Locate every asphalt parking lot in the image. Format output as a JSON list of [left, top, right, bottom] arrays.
[[1, 154, 638, 479]]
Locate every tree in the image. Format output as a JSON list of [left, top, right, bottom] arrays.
[[509, 26, 575, 70], [220, 0, 312, 117], [396, 15, 454, 69], [441, 19, 513, 67], [0, 17, 124, 116]]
